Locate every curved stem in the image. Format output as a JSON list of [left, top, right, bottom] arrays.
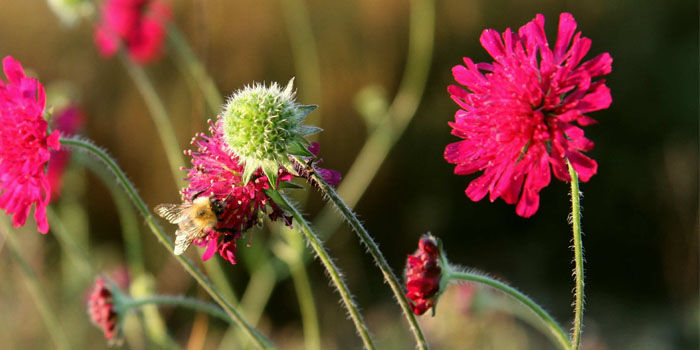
[[567, 160, 584, 349], [313, 0, 434, 237], [60, 136, 275, 350], [124, 296, 230, 323], [288, 257, 322, 350], [167, 25, 224, 115], [447, 270, 570, 350], [119, 53, 186, 188], [269, 190, 376, 350], [301, 165, 428, 350], [1, 228, 71, 350]]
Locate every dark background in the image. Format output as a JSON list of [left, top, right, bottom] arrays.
[[0, 0, 697, 349]]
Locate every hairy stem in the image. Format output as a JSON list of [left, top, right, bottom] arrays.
[[447, 269, 570, 350], [269, 190, 376, 350], [567, 160, 584, 349], [301, 164, 428, 349], [124, 296, 231, 323], [61, 136, 275, 350]]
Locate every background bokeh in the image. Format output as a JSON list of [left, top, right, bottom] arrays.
[[0, 0, 697, 349]]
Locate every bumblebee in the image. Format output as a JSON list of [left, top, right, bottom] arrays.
[[155, 195, 226, 255]]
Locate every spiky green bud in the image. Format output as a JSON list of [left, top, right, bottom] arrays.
[[220, 79, 319, 187]]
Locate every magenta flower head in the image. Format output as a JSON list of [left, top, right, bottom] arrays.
[[179, 120, 293, 265], [165, 81, 337, 265], [405, 235, 445, 315], [87, 277, 122, 342], [445, 13, 612, 217], [0, 56, 60, 233], [94, 0, 171, 64]]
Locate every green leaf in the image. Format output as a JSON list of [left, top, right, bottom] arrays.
[[287, 140, 314, 157], [296, 104, 318, 120], [278, 181, 304, 190], [261, 160, 279, 189], [242, 161, 258, 185], [297, 125, 323, 136], [264, 188, 292, 212]]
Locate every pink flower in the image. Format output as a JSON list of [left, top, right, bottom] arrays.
[[47, 105, 84, 201], [445, 13, 612, 217], [182, 120, 292, 264], [94, 0, 171, 64], [0, 56, 59, 233], [405, 236, 442, 315], [87, 278, 120, 341]]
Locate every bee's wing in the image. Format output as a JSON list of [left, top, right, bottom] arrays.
[[173, 229, 194, 255], [173, 224, 204, 255], [154, 203, 190, 224]]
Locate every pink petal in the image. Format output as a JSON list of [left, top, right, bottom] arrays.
[[201, 235, 219, 261], [480, 29, 507, 61], [515, 188, 539, 218], [2, 56, 26, 85], [554, 13, 577, 64], [566, 150, 597, 182]]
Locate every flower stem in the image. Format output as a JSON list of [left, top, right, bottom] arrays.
[[446, 269, 570, 350], [119, 52, 186, 188], [567, 160, 584, 350], [1, 227, 71, 350], [167, 25, 224, 115], [299, 163, 428, 350], [60, 136, 275, 350], [123, 296, 231, 323], [269, 190, 376, 350]]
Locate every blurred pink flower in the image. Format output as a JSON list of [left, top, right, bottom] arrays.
[[87, 278, 119, 341], [47, 105, 85, 201], [183, 120, 292, 265], [445, 13, 612, 217], [0, 56, 59, 233], [405, 235, 442, 315], [94, 0, 171, 64]]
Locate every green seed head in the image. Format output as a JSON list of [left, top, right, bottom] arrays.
[[221, 79, 320, 187]]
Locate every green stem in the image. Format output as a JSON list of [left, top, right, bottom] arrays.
[[167, 25, 224, 115], [269, 191, 376, 350], [46, 207, 93, 277], [288, 258, 322, 350], [567, 160, 584, 349], [313, 0, 434, 237], [302, 164, 428, 350], [273, 228, 321, 350], [119, 53, 186, 188], [124, 296, 231, 323], [60, 136, 275, 350], [1, 229, 71, 350], [447, 270, 570, 350]]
